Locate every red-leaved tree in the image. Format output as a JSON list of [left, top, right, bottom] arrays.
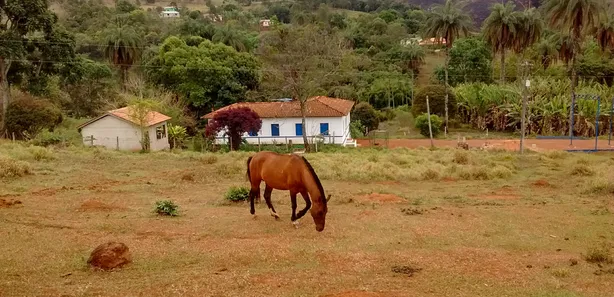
[[205, 107, 262, 151]]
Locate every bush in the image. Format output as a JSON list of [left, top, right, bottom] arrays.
[[5, 95, 63, 139], [154, 200, 179, 216], [584, 244, 612, 264], [349, 121, 365, 138], [351, 102, 379, 132], [0, 156, 32, 178], [411, 85, 457, 119], [414, 113, 443, 138], [377, 107, 396, 122], [30, 130, 64, 147], [225, 186, 250, 202]]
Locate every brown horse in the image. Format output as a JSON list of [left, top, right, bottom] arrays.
[[246, 151, 330, 232]]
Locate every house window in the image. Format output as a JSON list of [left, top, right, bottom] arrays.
[[295, 123, 303, 136], [271, 124, 280, 136], [320, 123, 329, 135], [248, 130, 258, 136], [156, 124, 166, 139]]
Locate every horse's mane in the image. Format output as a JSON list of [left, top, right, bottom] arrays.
[[300, 156, 327, 205]]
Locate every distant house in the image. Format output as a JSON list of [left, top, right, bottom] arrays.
[[203, 96, 357, 147], [77, 107, 171, 151], [259, 19, 271, 31], [160, 7, 180, 18]]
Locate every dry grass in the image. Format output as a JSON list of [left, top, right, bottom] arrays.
[[0, 155, 32, 178], [1, 142, 614, 296]]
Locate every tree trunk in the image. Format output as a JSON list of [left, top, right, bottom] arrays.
[[500, 50, 506, 83], [230, 132, 241, 151], [120, 67, 127, 92], [300, 99, 310, 152], [0, 58, 11, 130], [444, 46, 450, 136]]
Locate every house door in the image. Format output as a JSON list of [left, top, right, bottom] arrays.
[[295, 123, 303, 136], [271, 124, 280, 136], [320, 123, 329, 135]]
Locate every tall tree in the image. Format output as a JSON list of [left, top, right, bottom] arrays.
[[534, 33, 559, 69], [543, 0, 604, 94], [259, 24, 348, 152], [423, 0, 472, 134], [594, 5, 614, 52], [102, 18, 142, 91], [0, 0, 60, 128], [482, 2, 521, 83]]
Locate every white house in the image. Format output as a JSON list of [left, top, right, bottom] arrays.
[[77, 107, 172, 151], [203, 96, 357, 146], [160, 7, 180, 18]]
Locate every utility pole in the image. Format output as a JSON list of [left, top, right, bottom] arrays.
[[520, 61, 532, 154]]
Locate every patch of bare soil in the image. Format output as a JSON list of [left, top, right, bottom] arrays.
[[442, 177, 457, 183], [358, 193, 404, 203], [79, 199, 122, 212], [321, 291, 402, 297], [472, 186, 520, 200], [0, 199, 22, 208], [532, 179, 553, 188]]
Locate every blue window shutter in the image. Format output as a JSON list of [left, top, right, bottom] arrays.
[[271, 124, 280, 136], [320, 123, 329, 135], [295, 123, 303, 136]]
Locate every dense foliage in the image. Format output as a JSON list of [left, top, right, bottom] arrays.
[[414, 113, 443, 138], [5, 94, 63, 139]]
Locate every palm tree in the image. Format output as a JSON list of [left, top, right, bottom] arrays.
[[594, 6, 614, 52], [544, 0, 604, 92], [534, 34, 559, 69], [212, 26, 249, 52], [102, 20, 142, 91], [482, 2, 521, 83], [513, 8, 544, 80], [423, 0, 472, 134]]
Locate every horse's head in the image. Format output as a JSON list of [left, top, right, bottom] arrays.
[[311, 194, 330, 232]]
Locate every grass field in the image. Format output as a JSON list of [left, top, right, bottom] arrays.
[[1, 141, 614, 296]]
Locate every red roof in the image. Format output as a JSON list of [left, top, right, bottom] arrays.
[[77, 106, 171, 129], [202, 96, 354, 119]]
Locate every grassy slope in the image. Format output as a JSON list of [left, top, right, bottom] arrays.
[[1, 142, 614, 296]]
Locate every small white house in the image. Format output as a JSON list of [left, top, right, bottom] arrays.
[[78, 107, 171, 151], [203, 96, 357, 146], [160, 7, 180, 18]]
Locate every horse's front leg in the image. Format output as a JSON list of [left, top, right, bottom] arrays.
[[290, 191, 298, 228]]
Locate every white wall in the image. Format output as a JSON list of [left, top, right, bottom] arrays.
[[149, 123, 171, 151], [81, 116, 169, 151], [214, 116, 351, 145]]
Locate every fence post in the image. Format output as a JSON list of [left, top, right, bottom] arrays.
[[116, 137, 119, 150], [426, 96, 434, 148], [258, 137, 261, 151], [12, 132, 15, 142], [90, 135, 94, 146]]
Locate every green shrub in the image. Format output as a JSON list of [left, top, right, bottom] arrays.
[[411, 85, 457, 118], [377, 107, 396, 122], [154, 200, 179, 216], [414, 113, 443, 138], [0, 156, 32, 178], [168, 124, 188, 149], [27, 146, 56, 161], [349, 121, 365, 138], [225, 186, 250, 202], [5, 94, 63, 139], [351, 102, 379, 132], [30, 130, 64, 147]]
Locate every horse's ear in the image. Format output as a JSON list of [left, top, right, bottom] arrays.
[[326, 194, 331, 202]]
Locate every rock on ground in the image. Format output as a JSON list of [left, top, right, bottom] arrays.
[[87, 242, 132, 270]]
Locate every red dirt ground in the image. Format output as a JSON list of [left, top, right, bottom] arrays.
[[320, 291, 402, 297], [358, 138, 614, 151], [358, 193, 405, 203], [0, 199, 22, 208]]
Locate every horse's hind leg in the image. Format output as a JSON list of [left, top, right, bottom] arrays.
[[264, 185, 279, 220], [249, 183, 260, 215]]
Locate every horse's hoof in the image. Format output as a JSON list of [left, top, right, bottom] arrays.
[[292, 220, 300, 229], [270, 210, 280, 220], [252, 214, 257, 220]]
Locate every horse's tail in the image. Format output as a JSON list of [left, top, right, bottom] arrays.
[[246, 156, 253, 182]]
